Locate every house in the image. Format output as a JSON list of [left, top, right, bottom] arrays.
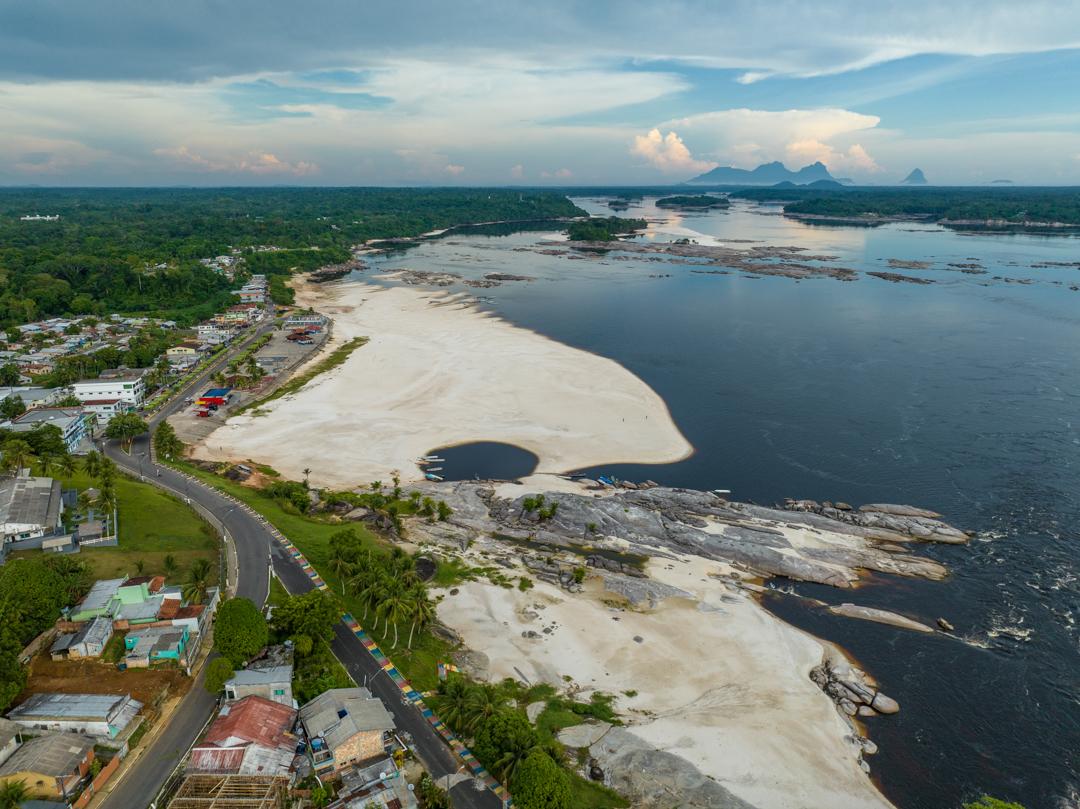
[[224, 665, 293, 707], [49, 616, 114, 660], [7, 693, 142, 741], [9, 407, 92, 453], [0, 732, 94, 800], [196, 324, 233, 345], [197, 387, 232, 408], [0, 718, 20, 768], [0, 386, 60, 408], [166, 344, 200, 361], [69, 370, 145, 406], [298, 689, 395, 775], [69, 577, 126, 621], [78, 398, 131, 426], [188, 696, 298, 777], [329, 756, 417, 809], [0, 476, 63, 546], [123, 625, 191, 668]]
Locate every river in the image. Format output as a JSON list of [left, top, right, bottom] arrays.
[[356, 195, 1080, 809]]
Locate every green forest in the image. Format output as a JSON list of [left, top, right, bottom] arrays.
[[566, 216, 647, 241], [732, 187, 1080, 226], [0, 188, 585, 327]]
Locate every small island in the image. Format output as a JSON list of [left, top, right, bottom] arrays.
[[655, 194, 731, 209], [566, 216, 647, 241]]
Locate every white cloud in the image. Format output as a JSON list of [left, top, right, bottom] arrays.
[[659, 108, 882, 174], [510, 164, 524, 179], [153, 145, 319, 175], [444, 163, 465, 176], [539, 167, 573, 179], [631, 128, 716, 174]]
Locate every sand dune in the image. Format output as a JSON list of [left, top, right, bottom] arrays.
[[194, 280, 692, 488]]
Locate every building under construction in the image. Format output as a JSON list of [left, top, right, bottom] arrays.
[[166, 774, 289, 809]]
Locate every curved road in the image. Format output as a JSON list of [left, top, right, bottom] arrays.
[[98, 327, 499, 809]]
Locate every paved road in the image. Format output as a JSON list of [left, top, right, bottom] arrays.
[[98, 324, 500, 808]]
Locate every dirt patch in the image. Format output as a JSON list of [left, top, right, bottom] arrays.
[[20, 653, 190, 714]]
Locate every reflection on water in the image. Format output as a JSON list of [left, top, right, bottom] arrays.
[[358, 197, 1080, 809]]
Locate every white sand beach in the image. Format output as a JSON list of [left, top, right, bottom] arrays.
[[194, 280, 692, 488], [437, 555, 895, 809]]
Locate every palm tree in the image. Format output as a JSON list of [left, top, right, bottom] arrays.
[[376, 579, 410, 645], [1, 439, 36, 476], [183, 559, 213, 604], [437, 676, 472, 733], [83, 450, 102, 480], [97, 457, 117, 486], [56, 453, 76, 477], [464, 683, 508, 734], [95, 484, 118, 518], [328, 555, 352, 595], [0, 778, 29, 809], [163, 554, 179, 578], [135, 559, 146, 574], [407, 586, 436, 649], [491, 733, 537, 784], [303, 468, 312, 486], [355, 575, 383, 623]]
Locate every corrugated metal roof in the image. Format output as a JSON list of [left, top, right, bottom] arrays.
[[299, 689, 394, 752], [204, 696, 296, 752], [0, 732, 93, 777], [189, 746, 245, 773], [227, 666, 292, 687]]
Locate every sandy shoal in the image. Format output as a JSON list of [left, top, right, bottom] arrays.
[[437, 556, 894, 809], [194, 281, 692, 488]]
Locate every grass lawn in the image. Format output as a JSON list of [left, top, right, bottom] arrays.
[[568, 774, 630, 809], [13, 469, 219, 583], [173, 461, 452, 692], [535, 703, 585, 745]]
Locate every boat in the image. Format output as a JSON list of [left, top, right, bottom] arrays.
[[426, 467, 443, 472], [425, 473, 444, 481], [422, 455, 445, 462]]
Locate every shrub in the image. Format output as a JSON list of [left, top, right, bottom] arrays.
[[214, 598, 268, 667]]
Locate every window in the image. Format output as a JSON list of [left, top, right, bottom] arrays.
[[273, 688, 285, 696]]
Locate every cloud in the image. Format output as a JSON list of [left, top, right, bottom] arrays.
[[153, 145, 318, 175], [539, 168, 573, 179], [2, 2, 1079, 83], [444, 163, 465, 176], [510, 164, 524, 179], [660, 108, 882, 174], [631, 129, 716, 174]]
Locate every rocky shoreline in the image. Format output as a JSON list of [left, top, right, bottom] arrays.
[[406, 479, 965, 808]]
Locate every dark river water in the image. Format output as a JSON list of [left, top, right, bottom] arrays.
[[359, 197, 1080, 809]]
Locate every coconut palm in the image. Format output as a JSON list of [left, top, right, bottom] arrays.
[[437, 675, 472, 733], [163, 554, 179, 578], [377, 580, 411, 646], [0, 779, 29, 809], [1, 439, 36, 476], [328, 555, 352, 595], [183, 559, 213, 604], [464, 683, 508, 734], [407, 586, 436, 649], [55, 453, 76, 477], [83, 450, 103, 479], [95, 484, 118, 517]]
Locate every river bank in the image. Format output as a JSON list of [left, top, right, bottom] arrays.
[[192, 278, 692, 487]]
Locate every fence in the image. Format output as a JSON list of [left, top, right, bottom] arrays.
[[72, 751, 123, 809]]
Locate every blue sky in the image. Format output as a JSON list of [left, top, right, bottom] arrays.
[[1, 1, 1078, 185]]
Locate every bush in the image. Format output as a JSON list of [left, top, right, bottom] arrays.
[[214, 598, 268, 667], [512, 750, 571, 809], [962, 798, 1026, 809], [204, 657, 235, 694]]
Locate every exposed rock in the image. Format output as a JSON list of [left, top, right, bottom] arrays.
[[870, 693, 900, 714], [857, 706, 878, 719], [590, 726, 760, 809], [526, 701, 546, 724], [557, 720, 612, 748], [828, 603, 936, 633], [937, 617, 955, 632]]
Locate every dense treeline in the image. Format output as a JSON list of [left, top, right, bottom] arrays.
[[0, 188, 585, 327], [733, 187, 1080, 226], [566, 216, 647, 241], [0, 556, 93, 709], [655, 195, 730, 208]]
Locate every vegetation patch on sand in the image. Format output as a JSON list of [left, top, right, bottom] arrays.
[[237, 335, 369, 415]]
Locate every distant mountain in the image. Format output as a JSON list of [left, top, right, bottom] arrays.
[[901, 168, 928, 185], [771, 181, 798, 189], [805, 179, 845, 189], [990, 179, 1014, 185], [687, 161, 841, 186]]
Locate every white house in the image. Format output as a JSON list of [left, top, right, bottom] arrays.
[[69, 371, 145, 406], [0, 475, 64, 545]]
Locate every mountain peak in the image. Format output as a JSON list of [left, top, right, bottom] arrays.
[[687, 161, 844, 186], [901, 168, 928, 185]]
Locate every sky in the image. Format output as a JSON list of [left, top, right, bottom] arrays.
[[2, 1, 1080, 186]]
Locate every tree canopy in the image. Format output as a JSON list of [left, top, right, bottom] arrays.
[[214, 597, 269, 667], [511, 750, 572, 809]]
